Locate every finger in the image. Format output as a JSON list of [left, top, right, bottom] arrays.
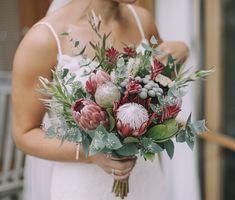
[[112, 167, 133, 176], [110, 155, 137, 161], [108, 159, 137, 176], [113, 173, 130, 181]]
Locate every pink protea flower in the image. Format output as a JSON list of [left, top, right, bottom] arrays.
[[116, 103, 149, 138], [85, 69, 111, 95], [72, 99, 109, 131], [150, 59, 164, 80], [106, 47, 119, 65], [95, 82, 121, 108], [124, 47, 136, 58]]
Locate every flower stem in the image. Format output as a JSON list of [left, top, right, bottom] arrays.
[[112, 178, 129, 199]]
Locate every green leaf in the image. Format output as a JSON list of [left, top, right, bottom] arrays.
[[82, 136, 90, 157], [144, 152, 155, 161], [164, 140, 174, 159], [150, 36, 158, 45], [186, 134, 195, 151], [147, 124, 168, 140], [186, 113, 192, 126], [62, 68, 69, 79], [176, 130, 186, 143], [90, 132, 106, 155], [79, 46, 86, 55], [123, 137, 139, 144], [162, 54, 175, 78], [141, 42, 151, 51], [61, 32, 69, 36], [45, 126, 57, 139], [147, 119, 179, 141], [164, 119, 179, 136], [116, 143, 139, 157], [150, 103, 157, 112], [151, 143, 163, 153], [106, 108, 115, 131], [74, 41, 80, 47], [105, 133, 122, 150], [188, 120, 207, 134]]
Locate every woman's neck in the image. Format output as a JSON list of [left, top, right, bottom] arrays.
[[72, 0, 120, 24]]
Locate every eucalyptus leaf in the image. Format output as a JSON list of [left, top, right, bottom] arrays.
[[45, 126, 57, 139], [150, 143, 163, 153], [150, 36, 158, 45], [186, 134, 195, 151], [188, 120, 207, 135], [150, 104, 157, 112], [176, 130, 186, 143], [105, 133, 122, 150], [164, 139, 174, 159], [116, 143, 139, 157], [141, 42, 151, 51], [123, 137, 139, 144]]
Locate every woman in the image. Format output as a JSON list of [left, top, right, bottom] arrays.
[[12, 0, 189, 199]]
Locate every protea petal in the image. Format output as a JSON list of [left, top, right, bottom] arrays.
[[85, 70, 111, 95]]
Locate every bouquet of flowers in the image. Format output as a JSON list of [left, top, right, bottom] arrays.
[[39, 12, 213, 199]]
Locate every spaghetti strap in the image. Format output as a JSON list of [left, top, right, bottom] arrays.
[[34, 22, 63, 56], [127, 5, 146, 40]]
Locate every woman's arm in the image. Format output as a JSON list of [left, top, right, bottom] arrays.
[[12, 26, 80, 162], [135, 6, 189, 64]]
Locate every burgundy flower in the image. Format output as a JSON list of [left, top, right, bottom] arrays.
[[72, 99, 109, 130], [85, 69, 111, 95], [124, 47, 136, 58], [121, 80, 141, 104], [161, 104, 181, 121], [106, 47, 119, 65], [150, 59, 164, 80]]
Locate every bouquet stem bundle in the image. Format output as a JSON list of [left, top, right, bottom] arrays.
[[112, 178, 129, 199]]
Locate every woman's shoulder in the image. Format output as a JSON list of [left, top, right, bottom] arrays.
[[128, 4, 161, 41]]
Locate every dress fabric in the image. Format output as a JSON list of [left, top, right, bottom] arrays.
[[23, 5, 167, 200]]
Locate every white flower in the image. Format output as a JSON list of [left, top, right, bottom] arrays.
[[155, 74, 173, 87], [117, 103, 149, 130], [126, 58, 141, 76]]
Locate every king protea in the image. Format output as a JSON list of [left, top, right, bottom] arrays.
[[116, 103, 149, 138]]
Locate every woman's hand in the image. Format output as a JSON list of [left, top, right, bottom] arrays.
[[157, 41, 189, 65], [89, 154, 137, 180]]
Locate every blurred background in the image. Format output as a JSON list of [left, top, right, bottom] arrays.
[[0, 0, 234, 200]]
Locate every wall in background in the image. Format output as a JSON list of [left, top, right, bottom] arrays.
[[0, 1, 20, 71], [156, 1, 202, 200]]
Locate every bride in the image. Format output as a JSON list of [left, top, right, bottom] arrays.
[[12, 0, 189, 199]]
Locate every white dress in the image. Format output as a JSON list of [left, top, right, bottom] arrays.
[[23, 5, 167, 200]]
